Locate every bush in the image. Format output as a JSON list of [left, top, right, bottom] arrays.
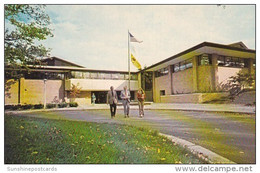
[[69, 102, 78, 107], [21, 104, 33, 110], [5, 105, 20, 110], [58, 103, 68, 108], [46, 103, 56, 109], [5, 105, 14, 110], [34, 104, 44, 109]]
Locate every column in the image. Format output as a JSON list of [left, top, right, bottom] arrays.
[[211, 54, 218, 91], [192, 56, 198, 92], [248, 58, 254, 74], [137, 72, 142, 88], [19, 77, 25, 104], [168, 65, 173, 95], [152, 71, 156, 102]]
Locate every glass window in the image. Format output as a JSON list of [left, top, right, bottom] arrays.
[[199, 54, 212, 65], [180, 61, 186, 70], [131, 74, 137, 80], [91, 72, 98, 79], [174, 63, 180, 72], [160, 90, 165, 96], [232, 57, 239, 67], [217, 56, 225, 66], [71, 71, 76, 78], [112, 73, 119, 79], [118, 74, 125, 80], [185, 59, 193, 69], [125, 74, 129, 80], [75, 71, 83, 78], [238, 58, 245, 68], [155, 68, 168, 77], [225, 57, 232, 67], [82, 72, 90, 79]]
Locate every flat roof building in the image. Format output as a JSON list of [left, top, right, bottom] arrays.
[[5, 41, 255, 106]]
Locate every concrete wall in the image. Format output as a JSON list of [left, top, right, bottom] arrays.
[[160, 92, 229, 103], [65, 79, 139, 91], [172, 68, 193, 94], [5, 79, 19, 105]]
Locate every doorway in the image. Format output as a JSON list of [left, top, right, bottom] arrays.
[[91, 91, 107, 103]]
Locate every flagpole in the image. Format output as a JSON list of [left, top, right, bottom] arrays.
[[128, 30, 131, 91]]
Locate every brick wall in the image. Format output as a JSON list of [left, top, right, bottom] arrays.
[[172, 68, 193, 94], [22, 79, 64, 104], [154, 75, 171, 102]]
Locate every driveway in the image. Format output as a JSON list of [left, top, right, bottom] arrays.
[[18, 109, 255, 164]]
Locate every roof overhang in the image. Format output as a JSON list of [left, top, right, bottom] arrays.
[[142, 42, 255, 72]]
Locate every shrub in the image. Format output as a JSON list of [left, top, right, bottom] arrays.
[[69, 102, 78, 107], [21, 104, 33, 110], [5, 105, 14, 110], [6, 105, 21, 110], [58, 103, 68, 108], [46, 103, 56, 109], [34, 104, 44, 109]]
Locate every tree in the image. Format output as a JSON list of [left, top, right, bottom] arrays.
[[227, 71, 255, 101], [70, 83, 82, 102], [5, 5, 53, 79]]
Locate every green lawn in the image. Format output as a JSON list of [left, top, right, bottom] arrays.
[[4, 114, 204, 164]]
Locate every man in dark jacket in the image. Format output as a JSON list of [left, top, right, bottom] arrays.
[[107, 86, 118, 118]]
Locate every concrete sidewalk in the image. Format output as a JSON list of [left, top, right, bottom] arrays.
[[5, 103, 255, 114], [149, 103, 255, 114], [79, 103, 255, 114]]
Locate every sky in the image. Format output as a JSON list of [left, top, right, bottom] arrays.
[[40, 5, 255, 71]]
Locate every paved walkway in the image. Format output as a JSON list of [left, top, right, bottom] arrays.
[[79, 103, 255, 114], [18, 109, 255, 163]]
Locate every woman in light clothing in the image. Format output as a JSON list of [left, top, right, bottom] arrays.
[[137, 88, 145, 118]]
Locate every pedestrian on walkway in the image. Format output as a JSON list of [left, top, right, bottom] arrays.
[[120, 86, 131, 118], [137, 87, 145, 118], [107, 86, 118, 118]]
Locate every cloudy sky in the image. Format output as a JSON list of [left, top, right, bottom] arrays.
[[42, 5, 255, 71]]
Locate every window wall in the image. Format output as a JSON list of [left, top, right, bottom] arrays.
[[217, 56, 249, 68], [155, 67, 169, 77], [70, 71, 138, 80], [172, 58, 193, 73]]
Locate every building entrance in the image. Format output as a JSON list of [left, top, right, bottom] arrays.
[[91, 91, 107, 104]]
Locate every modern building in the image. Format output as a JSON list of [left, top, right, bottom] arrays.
[[141, 41, 256, 103], [5, 41, 255, 106]]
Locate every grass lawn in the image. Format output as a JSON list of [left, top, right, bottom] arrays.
[[4, 114, 204, 164]]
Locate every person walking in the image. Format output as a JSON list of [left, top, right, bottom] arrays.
[[137, 88, 145, 118], [120, 86, 131, 118], [107, 86, 118, 118]]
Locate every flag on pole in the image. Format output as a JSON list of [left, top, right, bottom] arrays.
[[129, 32, 143, 43], [131, 53, 142, 70]]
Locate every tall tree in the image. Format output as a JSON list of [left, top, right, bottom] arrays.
[[5, 5, 53, 78]]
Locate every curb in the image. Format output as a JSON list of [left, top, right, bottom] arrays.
[[5, 106, 255, 115], [159, 133, 236, 164]]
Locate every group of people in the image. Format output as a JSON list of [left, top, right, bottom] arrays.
[[107, 86, 145, 118]]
